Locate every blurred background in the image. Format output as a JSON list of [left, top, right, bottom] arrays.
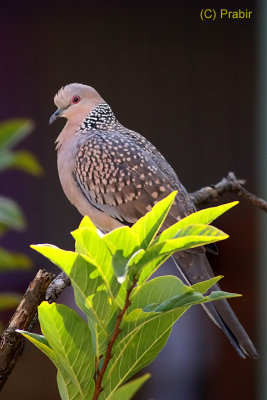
[[1, 0, 266, 399]]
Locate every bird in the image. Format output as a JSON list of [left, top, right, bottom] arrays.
[[49, 82, 258, 359]]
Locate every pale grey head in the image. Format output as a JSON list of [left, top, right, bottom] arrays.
[[49, 83, 104, 125]]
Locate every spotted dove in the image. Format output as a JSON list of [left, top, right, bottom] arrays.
[[49, 83, 258, 359]]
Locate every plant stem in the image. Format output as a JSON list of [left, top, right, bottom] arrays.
[[92, 277, 138, 400]]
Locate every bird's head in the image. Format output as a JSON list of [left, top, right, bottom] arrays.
[[49, 83, 104, 125]]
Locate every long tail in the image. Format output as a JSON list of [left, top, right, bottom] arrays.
[[173, 251, 258, 359]]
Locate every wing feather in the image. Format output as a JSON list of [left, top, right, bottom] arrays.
[[73, 129, 194, 227]]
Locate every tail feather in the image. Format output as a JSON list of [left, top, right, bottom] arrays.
[[172, 252, 258, 359]]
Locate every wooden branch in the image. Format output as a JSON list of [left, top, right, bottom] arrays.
[[190, 171, 267, 212], [45, 271, 71, 303], [0, 269, 71, 392], [0, 269, 55, 390], [92, 276, 138, 400]]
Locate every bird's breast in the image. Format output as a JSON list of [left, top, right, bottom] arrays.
[[56, 137, 122, 231]]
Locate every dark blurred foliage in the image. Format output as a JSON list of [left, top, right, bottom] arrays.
[[0, 0, 259, 399]]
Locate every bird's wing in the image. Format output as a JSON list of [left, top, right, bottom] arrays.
[[73, 130, 194, 227]]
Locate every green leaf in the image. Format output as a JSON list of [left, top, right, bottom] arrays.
[[157, 201, 238, 243], [144, 289, 240, 312], [70, 228, 121, 301], [103, 226, 140, 282], [131, 191, 177, 249], [71, 226, 127, 316], [71, 227, 112, 272], [0, 293, 21, 310], [0, 196, 25, 231], [191, 275, 223, 293], [18, 305, 95, 400], [0, 119, 34, 150], [137, 224, 228, 284], [0, 247, 32, 271], [173, 223, 228, 239], [0, 150, 14, 172], [57, 369, 86, 400], [18, 330, 83, 400], [101, 276, 192, 398], [0, 150, 43, 176], [127, 249, 146, 269], [17, 330, 57, 362], [38, 302, 95, 400], [109, 373, 151, 400], [76, 215, 98, 232], [31, 244, 119, 354]]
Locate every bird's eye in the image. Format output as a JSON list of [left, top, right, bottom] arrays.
[[72, 96, 80, 104]]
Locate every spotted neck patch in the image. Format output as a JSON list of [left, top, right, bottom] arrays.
[[79, 103, 117, 132]]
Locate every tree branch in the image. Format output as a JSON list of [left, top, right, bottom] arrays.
[[190, 171, 267, 212], [0, 269, 55, 390], [0, 270, 71, 392], [45, 271, 71, 303], [92, 276, 138, 400]]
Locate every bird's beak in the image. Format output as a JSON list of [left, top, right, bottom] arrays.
[[49, 108, 64, 125]]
